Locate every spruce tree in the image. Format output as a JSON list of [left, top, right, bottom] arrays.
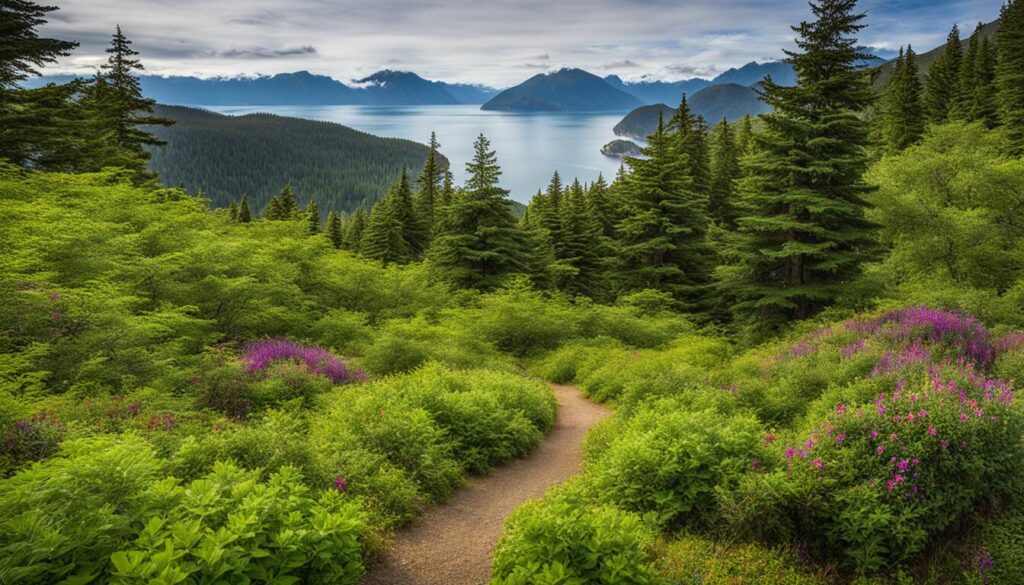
[[615, 115, 712, 308], [360, 196, 409, 264], [342, 206, 367, 250], [264, 196, 283, 220], [428, 134, 530, 290], [415, 132, 443, 238], [882, 46, 926, 153], [227, 200, 239, 221], [587, 173, 618, 238], [327, 210, 344, 249], [558, 178, 606, 298], [96, 26, 173, 166], [238, 195, 252, 223], [305, 198, 320, 234], [953, 24, 996, 125], [924, 24, 963, 123], [276, 185, 299, 219], [997, 0, 1024, 153], [708, 118, 741, 227], [0, 0, 77, 89], [976, 35, 999, 128], [735, 114, 755, 156], [723, 0, 876, 333], [668, 95, 710, 197]]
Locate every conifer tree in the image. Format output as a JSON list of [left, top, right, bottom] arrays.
[[722, 0, 876, 333], [668, 95, 710, 197], [997, 0, 1024, 153], [0, 0, 78, 89], [227, 200, 239, 221], [924, 24, 963, 123], [276, 185, 299, 219], [708, 118, 741, 227], [428, 134, 530, 290], [415, 132, 443, 238], [976, 35, 999, 128], [342, 206, 367, 250], [616, 115, 712, 307], [264, 196, 283, 220], [305, 198, 320, 234], [360, 197, 409, 264], [95, 26, 173, 167], [882, 46, 926, 153], [953, 24, 997, 126], [587, 173, 618, 238], [238, 195, 252, 223], [557, 178, 606, 298], [326, 210, 344, 249], [532, 171, 565, 246], [735, 114, 755, 156]]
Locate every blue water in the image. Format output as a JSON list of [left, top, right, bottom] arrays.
[[202, 104, 627, 203]]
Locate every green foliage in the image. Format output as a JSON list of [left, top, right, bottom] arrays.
[[360, 316, 513, 375], [882, 46, 925, 154], [654, 535, 833, 585], [924, 25, 963, 124], [974, 509, 1024, 585], [491, 485, 657, 585], [997, 0, 1024, 154]]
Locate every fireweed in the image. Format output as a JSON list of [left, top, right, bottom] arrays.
[[242, 339, 365, 384]]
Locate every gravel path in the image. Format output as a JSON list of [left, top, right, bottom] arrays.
[[360, 384, 609, 585]]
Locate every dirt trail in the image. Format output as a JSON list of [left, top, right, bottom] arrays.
[[360, 384, 609, 585]]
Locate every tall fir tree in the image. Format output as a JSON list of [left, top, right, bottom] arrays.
[[305, 198, 320, 234], [587, 173, 619, 238], [428, 134, 530, 290], [708, 118, 741, 227], [722, 0, 876, 333], [882, 46, 926, 153], [615, 115, 713, 308], [227, 200, 239, 221], [265, 185, 298, 220], [326, 210, 344, 249], [953, 24, 997, 126], [557, 178, 606, 298], [997, 0, 1024, 154], [924, 24, 963, 123], [0, 0, 78, 89], [238, 195, 252, 223], [95, 25, 173, 168], [414, 132, 443, 239], [668, 95, 711, 197], [360, 196, 410, 264], [735, 114, 755, 156], [342, 206, 367, 250]]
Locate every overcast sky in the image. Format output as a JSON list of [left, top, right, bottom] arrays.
[[39, 0, 1005, 87]]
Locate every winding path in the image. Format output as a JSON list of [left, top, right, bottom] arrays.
[[360, 384, 609, 585]]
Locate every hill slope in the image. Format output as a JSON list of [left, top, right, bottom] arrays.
[[604, 75, 712, 106], [481, 68, 642, 111], [613, 84, 769, 139], [874, 19, 999, 87], [145, 105, 443, 214]]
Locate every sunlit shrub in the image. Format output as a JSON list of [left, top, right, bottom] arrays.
[[654, 534, 834, 585], [360, 317, 513, 376], [491, 484, 657, 585]]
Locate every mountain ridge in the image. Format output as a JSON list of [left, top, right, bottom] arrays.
[[481, 68, 643, 112]]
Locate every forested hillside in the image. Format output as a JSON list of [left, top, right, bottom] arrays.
[[146, 105, 443, 214]]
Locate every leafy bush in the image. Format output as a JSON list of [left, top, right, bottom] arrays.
[[360, 317, 514, 376], [528, 337, 625, 384], [586, 405, 766, 528], [654, 535, 834, 585], [0, 435, 367, 584], [311, 308, 374, 356], [491, 485, 657, 585], [972, 511, 1024, 585], [464, 283, 580, 357]]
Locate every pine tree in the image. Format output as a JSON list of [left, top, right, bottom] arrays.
[[227, 200, 239, 221], [722, 0, 876, 333], [238, 195, 252, 223], [953, 24, 997, 126], [882, 46, 926, 153], [998, 0, 1024, 154], [708, 118, 741, 227], [668, 95, 711, 197], [976, 35, 999, 128], [532, 171, 565, 247], [95, 26, 173, 167], [924, 24, 963, 123], [276, 185, 299, 219], [615, 115, 712, 307], [587, 173, 618, 238], [360, 197, 409, 264], [0, 0, 77, 89], [342, 206, 367, 250], [392, 169, 428, 257], [305, 198, 320, 234], [326, 210, 344, 248], [415, 132, 443, 238], [263, 196, 283, 220], [557, 178, 606, 298], [735, 114, 755, 156], [428, 134, 530, 290]]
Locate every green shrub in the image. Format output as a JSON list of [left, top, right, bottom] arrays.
[[972, 511, 1024, 585], [312, 308, 374, 356], [586, 405, 766, 528], [528, 337, 625, 384], [491, 485, 657, 585], [654, 534, 834, 585], [360, 317, 513, 376], [464, 283, 580, 357], [0, 435, 367, 584]]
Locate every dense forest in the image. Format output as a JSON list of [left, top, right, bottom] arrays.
[[146, 105, 441, 215], [3, 0, 1024, 584]]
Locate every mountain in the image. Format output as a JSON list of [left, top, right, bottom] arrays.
[[613, 83, 769, 139], [145, 105, 444, 214], [711, 61, 796, 87], [603, 75, 712, 106], [874, 19, 999, 87], [481, 68, 642, 111], [25, 70, 498, 106]]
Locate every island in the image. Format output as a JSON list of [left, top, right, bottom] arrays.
[[601, 139, 642, 158]]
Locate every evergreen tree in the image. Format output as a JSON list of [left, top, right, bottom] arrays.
[[668, 95, 710, 197], [708, 118, 741, 227], [327, 210, 344, 249], [276, 185, 299, 219], [587, 173, 618, 238], [227, 200, 239, 221], [615, 115, 712, 307], [0, 1, 77, 88], [533, 171, 565, 247], [557, 178, 606, 298], [997, 0, 1024, 153], [882, 46, 926, 153], [360, 197, 409, 264], [95, 26, 173, 168], [342, 206, 367, 250], [415, 132, 443, 238], [735, 114, 755, 156], [976, 35, 999, 128], [392, 169, 428, 257], [238, 195, 252, 223], [924, 24, 963, 123], [722, 0, 876, 333], [305, 198, 320, 234], [953, 24, 997, 126], [263, 196, 283, 220], [428, 134, 530, 290]]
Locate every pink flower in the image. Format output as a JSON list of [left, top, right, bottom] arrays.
[[812, 459, 824, 470], [928, 424, 938, 437]]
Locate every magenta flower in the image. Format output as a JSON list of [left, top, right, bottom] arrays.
[[243, 339, 364, 384], [333, 475, 348, 492]]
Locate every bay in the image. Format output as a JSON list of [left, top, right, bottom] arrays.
[[202, 104, 627, 203]]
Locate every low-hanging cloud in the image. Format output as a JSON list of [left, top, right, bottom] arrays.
[[38, 0, 1005, 86]]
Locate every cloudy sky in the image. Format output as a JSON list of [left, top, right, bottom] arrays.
[[40, 0, 1005, 87]]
